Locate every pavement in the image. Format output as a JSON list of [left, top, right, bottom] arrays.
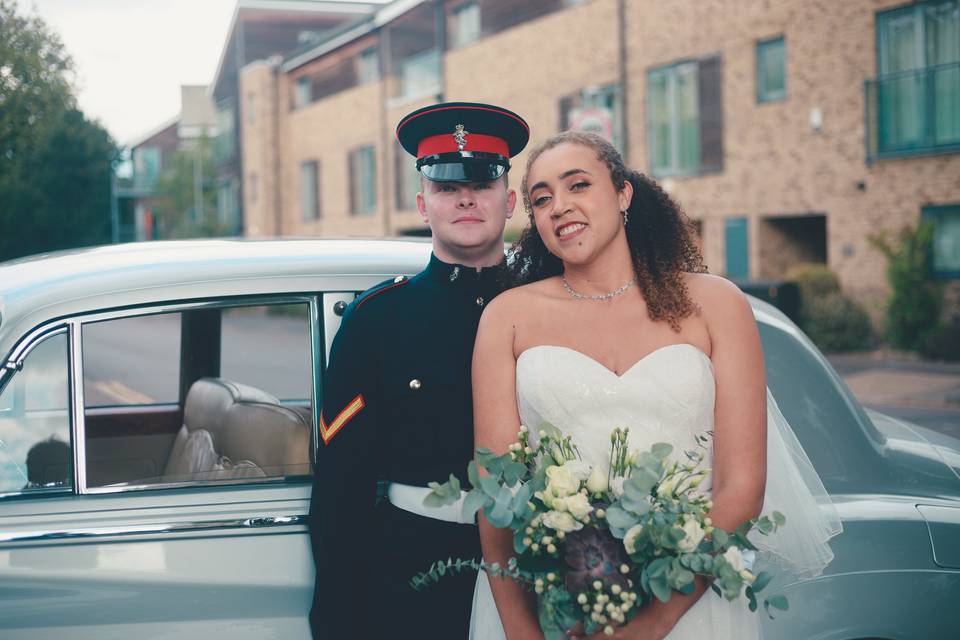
[[827, 350, 960, 440]]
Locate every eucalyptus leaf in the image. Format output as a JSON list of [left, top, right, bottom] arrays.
[[462, 489, 490, 521], [766, 595, 789, 611], [751, 571, 772, 593], [649, 575, 671, 603], [651, 442, 674, 459], [486, 497, 513, 528], [772, 511, 786, 526], [503, 461, 527, 486], [478, 475, 501, 498], [467, 460, 480, 487], [605, 505, 639, 536], [746, 587, 758, 612]]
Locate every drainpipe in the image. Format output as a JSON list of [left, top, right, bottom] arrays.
[[379, 27, 391, 236], [271, 56, 283, 236], [618, 0, 629, 164]]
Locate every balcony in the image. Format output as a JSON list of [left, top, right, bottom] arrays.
[[866, 61, 960, 162]]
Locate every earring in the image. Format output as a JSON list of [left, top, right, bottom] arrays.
[[622, 209, 629, 226]]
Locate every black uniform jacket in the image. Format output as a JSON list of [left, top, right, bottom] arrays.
[[309, 253, 507, 639]]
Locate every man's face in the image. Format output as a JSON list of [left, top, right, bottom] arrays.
[[416, 176, 517, 263]]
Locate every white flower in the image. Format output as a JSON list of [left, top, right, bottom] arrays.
[[656, 475, 677, 498], [723, 546, 746, 572], [677, 518, 706, 552], [565, 460, 592, 482], [739, 569, 757, 585], [623, 523, 644, 555], [541, 510, 582, 533], [546, 464, 580, 498], [610, 477, 626, 498], [563, 493, 594, 521], [586, 466, 609, 494]]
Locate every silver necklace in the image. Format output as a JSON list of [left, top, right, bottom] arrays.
[[561, 275, 636, 301]]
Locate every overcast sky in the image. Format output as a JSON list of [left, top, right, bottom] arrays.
[[24, 0, 384, 147]]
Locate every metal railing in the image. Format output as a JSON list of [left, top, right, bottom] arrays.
[[865, 61, 960, 162]]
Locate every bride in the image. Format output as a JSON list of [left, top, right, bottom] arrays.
[[469, 131, 840, 639]]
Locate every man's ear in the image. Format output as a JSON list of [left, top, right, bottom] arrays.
[[506, 188, 517, 219], [416, 191, 429, 224]]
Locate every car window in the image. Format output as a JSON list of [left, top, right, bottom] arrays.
[[81, 302, 314, 490], [760, 322, 876, 491], [0, 332, 72, 496]]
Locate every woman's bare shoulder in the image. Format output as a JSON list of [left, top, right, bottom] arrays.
[[683, 272, 752, 321], [481, 278, 558, 325]]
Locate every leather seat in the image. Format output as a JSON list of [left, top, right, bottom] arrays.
[[164, 377, 310, 479]]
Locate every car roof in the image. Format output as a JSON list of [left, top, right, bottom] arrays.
[[0, 238, 433, 356]]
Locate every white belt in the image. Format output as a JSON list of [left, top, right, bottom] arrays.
[[387, 483, 475, 525]]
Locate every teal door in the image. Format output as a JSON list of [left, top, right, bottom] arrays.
[[725, 217, 749, 279]]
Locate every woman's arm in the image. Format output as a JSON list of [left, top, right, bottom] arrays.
[[473, 294, 544, 640], [587, 277, 768, 640]]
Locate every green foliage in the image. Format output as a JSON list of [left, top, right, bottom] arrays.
[[869, 223, 944, 351], [785, 263, 874, 353], [784, 263, 841, 300], [152, 137, 225, 238], [802, 293, 875, 353], [0, 0, 116, 262]]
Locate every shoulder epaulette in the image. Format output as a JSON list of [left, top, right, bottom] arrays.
[[353, 275, 410, 312]]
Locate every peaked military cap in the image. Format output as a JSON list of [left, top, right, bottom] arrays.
[[396, 101, 530, 183]]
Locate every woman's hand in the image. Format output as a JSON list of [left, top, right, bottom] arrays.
[[566, 606, 671, 640]]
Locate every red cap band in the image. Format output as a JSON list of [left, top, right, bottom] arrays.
[[417, 133, 510, 158]]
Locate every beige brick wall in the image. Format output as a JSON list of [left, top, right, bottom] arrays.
[[249, 0, 959, 313], [240, 61, 280, 237]]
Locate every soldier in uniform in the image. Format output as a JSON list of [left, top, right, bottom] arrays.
[[309, 102, 530, 639]]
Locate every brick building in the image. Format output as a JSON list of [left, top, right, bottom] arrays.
[[238, 0, 960, 309]]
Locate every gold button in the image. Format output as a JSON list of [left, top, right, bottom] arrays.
[[394, 275, 406, 283], [476, 296, 485, 307], [409, 379, 422, 390]]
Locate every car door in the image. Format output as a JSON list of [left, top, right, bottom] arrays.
[[0, 295, 325, 639]]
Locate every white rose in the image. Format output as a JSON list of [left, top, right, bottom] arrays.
[[610, 477, 626, 498], [623, 523, 644, 555], [563, 493, 594, 521], [723, 546, 745, 572], [677, 518, 706, 552], [542, 510, 582, 533], [586, 466, 609, 494], [546, 464, 580, 498], [566, 460, 592, 483]]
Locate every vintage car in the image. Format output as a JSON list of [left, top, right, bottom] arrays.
[[0, 239, 957, 639]]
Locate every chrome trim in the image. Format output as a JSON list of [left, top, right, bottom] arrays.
[[9, 325, 67, 369], [70, 319, 88, 493], [0, 514, 307, 544], [83, 474, 304, 494], [75, 294, 317, 326], [309, 295, 322, 462]]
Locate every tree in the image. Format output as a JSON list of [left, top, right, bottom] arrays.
[[152, 136, 225, 238], [0, 0, 117, 262]]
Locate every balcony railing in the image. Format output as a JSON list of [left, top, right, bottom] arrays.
[[866, 61, 960, 162]]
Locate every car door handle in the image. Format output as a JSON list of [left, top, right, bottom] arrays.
[[243, 515, 304, 528]]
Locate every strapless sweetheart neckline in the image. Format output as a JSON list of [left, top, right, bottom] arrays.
[[517, 342, 712, 379]]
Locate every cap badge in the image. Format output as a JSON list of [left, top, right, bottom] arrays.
[[453, 124, 468, 151]]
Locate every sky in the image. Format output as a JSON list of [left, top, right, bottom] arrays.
[[25, 0, 238, 146], [24, 0, 386, 147]]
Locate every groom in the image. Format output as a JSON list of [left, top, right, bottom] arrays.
[[308, 102, 529, 639]]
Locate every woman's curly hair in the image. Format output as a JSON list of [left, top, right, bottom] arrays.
[[511, 130, 707, 330]]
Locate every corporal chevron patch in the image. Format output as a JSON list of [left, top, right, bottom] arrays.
[[320, 394, 365, 444]]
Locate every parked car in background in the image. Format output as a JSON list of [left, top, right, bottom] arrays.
[[0, 239, 957, 639]]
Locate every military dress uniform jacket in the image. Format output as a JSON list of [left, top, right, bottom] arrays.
[[309, 253, 507, 639]]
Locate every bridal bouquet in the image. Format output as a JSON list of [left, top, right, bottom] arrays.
[[413, 425, 788, 637]]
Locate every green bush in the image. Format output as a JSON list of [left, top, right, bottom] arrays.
[[869, 223, 943, 351], [921, 320, 960, 362], [802, 293, 875, 353], [785, 263, 841, 300]]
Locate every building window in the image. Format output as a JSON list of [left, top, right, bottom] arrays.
[[295, 77, 312, 109], [395, 142, 421, 210], [870, 1, 960, 157], [249, 173, 258, 204], [358, 48, 380, 84], [560, 84, 623, 151], [246, 93, 256, 123], [300, 161, 320, 221], [757, 36, 786, 103], [725, 217, 750, 279], [647, 57, 723, 177], [398, 49, 441, 101], [924, 204, 960, 279], [133, 146, 162, 191], [349, 146, 377, 215], [452, 2, 481, 48]]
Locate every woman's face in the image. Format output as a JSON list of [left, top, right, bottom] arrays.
[[525, 142, 632, 266]]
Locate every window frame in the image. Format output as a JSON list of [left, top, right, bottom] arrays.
[[923, 204, 960, 279], [756, 36, 787, 103], [646, 60, 701, 178], [0, 324, 74, 500], [451, 1, 481, 49], [0, 294, 322, 500], [300, 160, 321, 221], [349, 145, 378, 216]]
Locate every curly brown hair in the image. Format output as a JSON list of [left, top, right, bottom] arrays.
[[511, 131, 706, 330]]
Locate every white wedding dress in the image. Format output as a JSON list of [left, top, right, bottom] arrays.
[[469, 343, 842, 640]]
